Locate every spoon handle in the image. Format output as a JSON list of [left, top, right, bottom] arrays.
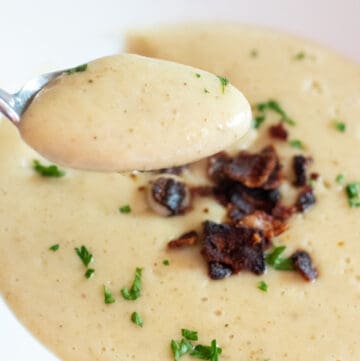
[[0, 89, 19, 124]]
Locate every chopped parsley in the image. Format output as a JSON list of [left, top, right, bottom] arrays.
[[253, 115, 266, 129], [258, 280, 268, 292], [163, 259, 170, 266], [131, 311, 143, 327], [336, 174, 345, 184], [49, 244, 59, 252], [217, 76, 229, 94], [289, 139, 304, 149], [333, 120, 346, 132], [266, 246, 294, 271], [75, 245, 93, 267], [33, 160, 65, 177], [104, 286, 116, 304], [294, 51, 305, 60], [171, 339, 194, 361], [204, 88, 210, 94], [119, 204, 132, 214], [345, 182, 360, 207], [250, 49, 258, 58], [190, 340, 222, 361], [195, 73, 201, 78], [85, 268, 95, 279], [182, 328, 198, 341], [121, 267, 142, 300], [66, 63, 88, 74]]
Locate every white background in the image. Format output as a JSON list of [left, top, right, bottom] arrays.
[[0, 0, 359, 360]]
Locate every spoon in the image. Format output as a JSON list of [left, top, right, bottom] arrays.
[[0, 54, 252, 172]]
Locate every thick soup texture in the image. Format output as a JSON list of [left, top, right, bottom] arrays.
[[1, 24, 360, 361]]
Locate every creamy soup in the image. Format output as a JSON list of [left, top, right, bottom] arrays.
[[19, 54, 251, 172], [1, 24, 360, 361]]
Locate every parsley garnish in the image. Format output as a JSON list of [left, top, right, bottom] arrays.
[[104, 286, 115, 304], [131, 311, 143, 327], [171, 339, 194, 361], [294, 51, 305, 60], [190, 340, 222, 361], [66, 63, 88, 75], [253, 115, 266, 129], [121, 267, 142, 300], [250, 49, 258, 58], [119, 204, 131, 214], [256, 100, 296, 126], [334, 120, 346, 132], [163, 259, 170, 266], [33, 160, 65, 177], [217, 76, 229, 94], [49, 244, 59, 252], [85, 268, 95, 279], [336, 174, 345, 184], [345, 182, 360, 207], [258, 280, 268, 292], [204, 88, 210, 94], [182, 328, 198, 341], [75, 245, 93, 267], [289, 139, 304, 149], [195, 73, 201, 78], [266, 246, 294, 271]]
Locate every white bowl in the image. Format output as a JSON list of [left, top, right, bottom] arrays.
[[0, 0, 359, 360]]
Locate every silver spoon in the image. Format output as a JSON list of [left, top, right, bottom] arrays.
[[0, 69, 65, 124]]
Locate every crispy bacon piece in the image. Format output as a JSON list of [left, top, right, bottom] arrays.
[[202, 221, 266, 279], [159, 165, 186, 175], [296, 186, 316, 212], [268, 122, 288, 141], [168, 230, 198, 249], [238, 211, 288, 239], [190, 185, 214, 198], [291, 250, 318, 281], [224, 145, 279, 188], [293, 155, 312, 187], [271, 203, 297, 221], [149, 176, 191, 216], [207, 152, 231, 182]]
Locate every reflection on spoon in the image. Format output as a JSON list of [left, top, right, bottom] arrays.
[[19, 54, 251, 172]]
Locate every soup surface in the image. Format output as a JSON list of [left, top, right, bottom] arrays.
[[1, 24, 360, 361]]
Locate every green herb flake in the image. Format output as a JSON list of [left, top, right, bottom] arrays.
[[33, 160, 65, 178], [85, 268, 95, 279], [131, 311, 143, 327], [289, 139, 304, 149], [49, 244, 59, 252], [266, 246, 295, 271], [336, 174, 345, 184], [121, 267, 142, 300], [258, 280, 268, 292], [334, 120, 346, 132], [75, 245, 93, 267], [250, 49, 258, 58], [171, 339, 194, 361], [253, 115, 266, 129], [294, 51, 306, 60], [119, 204, 132, 214], [345, 182, 360, 207], [66, 63, 88, 75], [255, 100, 296, 126], [204, 88, 210, 94], [217, 76, 229, 94], [104, 286, 116, 304], [181, 328, 198, 341], [195, 73, 201, 78], [163, 259, 170, 266], [190, 339, 222, 361]]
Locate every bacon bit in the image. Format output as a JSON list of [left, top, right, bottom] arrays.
[[224, 145, 278, 188], [202, 221, 266, 279], [262, 161, 283, 190], [168, 230, 198, 249], [296, 186, 316, 212], [238, 211, 288, 238], [207, 152, 231, 182], [148, 176, 191, 216], [158, 165, 186, 175], [271, 203, 297, 221], [138, 186, 146, 192], [268, 122, 288, 141], [190, 185, 214, 197], [291, 250, 318, 281], [310, 172, 319, 181], [293, 155, 312, 187]]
